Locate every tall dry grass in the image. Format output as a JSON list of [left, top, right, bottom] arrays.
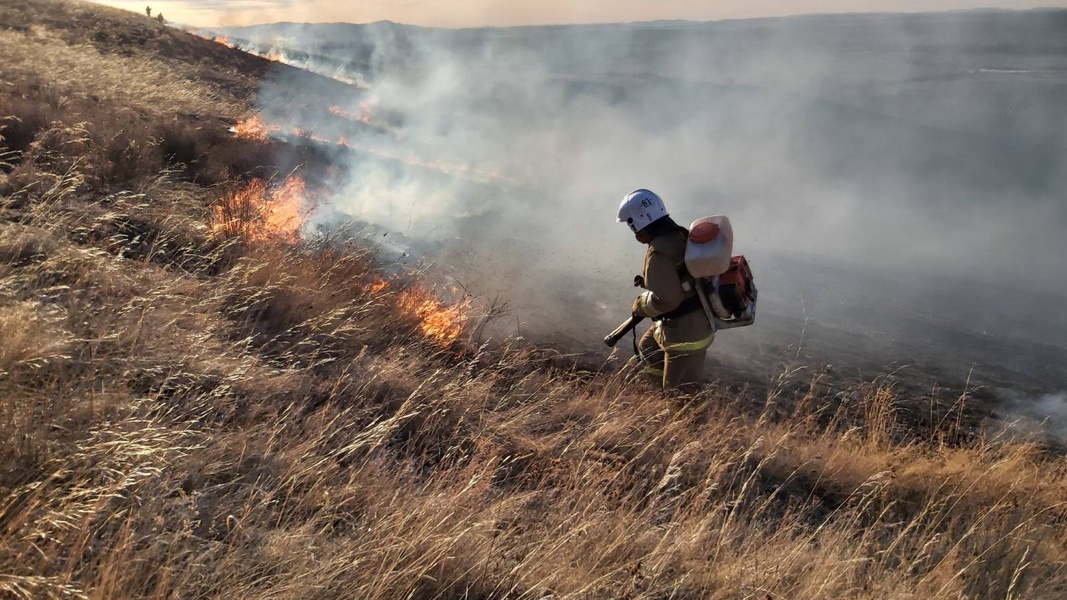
[[0, 24, 238, 121], [3, 1, 1067, 598], [4, 167, 1066, 597]]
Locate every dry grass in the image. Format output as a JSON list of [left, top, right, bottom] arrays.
[[0, 27, 237, 121], [2, 1, 1067, 599]]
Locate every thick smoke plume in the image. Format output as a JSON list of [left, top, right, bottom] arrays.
[[220, 13, 1067, 395]]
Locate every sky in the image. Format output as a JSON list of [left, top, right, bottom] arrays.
[[96, 0, 1067, 27]]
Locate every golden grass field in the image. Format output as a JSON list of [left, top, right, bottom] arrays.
[[2, 1, 1067, 598]]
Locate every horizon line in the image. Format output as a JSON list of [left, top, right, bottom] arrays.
[[196, 6, 1067, 32]]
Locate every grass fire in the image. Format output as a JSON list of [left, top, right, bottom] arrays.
[[397, 285, 471, 344], [230, 113, 279, 141], [2, 1, 1066, 599], [211, 176, 310, 244], [363, 277, 472, 345]]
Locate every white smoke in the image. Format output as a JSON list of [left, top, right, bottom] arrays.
[[235, 14, 1067, 381], [998, 392, 1067, 443]]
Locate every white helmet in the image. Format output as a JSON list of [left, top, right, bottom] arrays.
[[617, 189, 668, 233]]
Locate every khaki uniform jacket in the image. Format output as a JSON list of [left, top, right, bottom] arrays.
[[632, 229, 714, 354]]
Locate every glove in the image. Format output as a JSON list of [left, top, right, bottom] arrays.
[[632, 291, 655, 318]]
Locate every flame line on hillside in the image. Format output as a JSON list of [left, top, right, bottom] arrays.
[[328, 105, 398, 136], [336, 137, 515, 185], [230, 113, 516, 186], [191, 31, 369, 88]]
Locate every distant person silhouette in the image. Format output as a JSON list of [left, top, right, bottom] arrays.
[[146, 6, 151, 17]]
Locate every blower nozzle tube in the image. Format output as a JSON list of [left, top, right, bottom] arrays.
[[604, 315, 644, 347]]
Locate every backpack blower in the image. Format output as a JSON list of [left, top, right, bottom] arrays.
[[604, 215, 757, 347]]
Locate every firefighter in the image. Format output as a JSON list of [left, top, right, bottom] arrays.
[[617, 189, 714, 390]]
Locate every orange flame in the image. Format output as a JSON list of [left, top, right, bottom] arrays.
[[397, 286, 470, 345], [261, 177, 307, 242], [213, 35, 236, 49], [329, 105, 399, 136], [330, 105, 374, 126], [231, 114, 279, 141], [263, 50, 285, 63], [211, 177, 311, 244], [367, 278, 470, 345]]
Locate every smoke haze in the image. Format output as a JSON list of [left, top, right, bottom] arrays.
[[99, 0, 1067, 27], [217, 11, 1067, 396]]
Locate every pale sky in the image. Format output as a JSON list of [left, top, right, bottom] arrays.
[[96, 0, 1067, 28]]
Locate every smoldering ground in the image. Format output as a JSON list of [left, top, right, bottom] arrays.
[[224, 12, 1067, 400]]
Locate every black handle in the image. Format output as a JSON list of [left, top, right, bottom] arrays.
[[604, 315, 644, 347]]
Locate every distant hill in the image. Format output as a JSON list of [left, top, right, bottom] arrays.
[[212, 9, 1067, 55]]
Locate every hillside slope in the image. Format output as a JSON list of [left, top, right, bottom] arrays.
[[2, 2, 1067, 598]]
